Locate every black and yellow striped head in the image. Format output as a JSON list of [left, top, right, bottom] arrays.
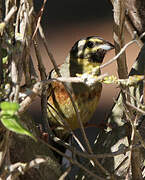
[[69, 36, 114, 75], [70, 36, 114, 63]]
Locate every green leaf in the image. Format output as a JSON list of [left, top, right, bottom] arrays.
[[1, 114, 37, 141], [0, 102, 19, 116], [2, 55, 8, 64], [0, 102, 37, 141], [0, 102, 19, 112], [1, 48, 8, 64]]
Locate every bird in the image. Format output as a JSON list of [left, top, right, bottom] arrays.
[[47, 36, 114, 140]]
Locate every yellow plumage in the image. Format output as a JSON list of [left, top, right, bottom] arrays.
[[47, 36, 114, 139]]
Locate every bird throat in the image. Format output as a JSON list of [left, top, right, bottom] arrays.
[[69, 58, 101, 94], [69, 58, 101, 76]]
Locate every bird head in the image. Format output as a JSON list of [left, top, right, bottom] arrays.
[[69, 36, 114, 75]]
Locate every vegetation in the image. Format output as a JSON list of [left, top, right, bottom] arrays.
[[0, 0, 145, 179]]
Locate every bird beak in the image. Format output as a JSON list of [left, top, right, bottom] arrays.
[[99, 41, 114, 51]]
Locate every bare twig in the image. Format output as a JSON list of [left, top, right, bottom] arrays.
[[114, 156, 128, 173], [51, 73, 108, 85], [4, 6, 17, 24], [0, 131, 10, 167], [32, 0, 47, 39], [130, 122, 143, 179], [33, 39, 47, 80], [122, 98, 143, 180], [38, 25, 60, 74], [125, 115, 136, 179], [126, 101, 145, 115], [18, 73, 107, 115], [5, 157, 58, 179], [53, 136, 142, 160], [38, 139, 106, 180], [0, 5, 17, 35], [10, 59, 19, 102], [19, 82, 43, 114], [124, 0, 145, 45], [33, 38, 50, 133], [136, 130, 145, 149], [100, 39, 136, 69], [58, 166, 71, 180], [72, 134, 86, 152], [113, 0, 128, 79], [125, 17, 143, 47], [101, 32, 145, 70], [122, 88, 143, 108]]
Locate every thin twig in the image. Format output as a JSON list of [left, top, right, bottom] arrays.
[[136, 130, 145, 149], [114, 156, 128, 173], [38, 25, 60, 74], [32, 0, 47, 39], [130, 116, 143, 179], [19, 82, 43, 114], [47, 101, 86, 152], [114, 0, 128, 78], [122, 103, 139, 179], [58, 166, 71, 180], [100, 32, 145, 70], [122, 88, 143, 108], [5, 157, 58, 179], [33, 35, 47, 80], [125, 17, 143, 48], [38, 139, 105, 180], [18, 73, 106, 114], [10, 59, 19, 102], [0, 130, 10, 167], [53, 136, 142, 160], [126, 101, 145, 115], [100, 39, 136, 69], [72, 134, 86, 152], [33, 38, 50, 133], [4, 5, 17, 24], [50, 73, 108, 84], [0, 5, 17, 35]]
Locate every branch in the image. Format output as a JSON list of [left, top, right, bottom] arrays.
[[0, 6, 17, 35], [113, 0, 128, 79]]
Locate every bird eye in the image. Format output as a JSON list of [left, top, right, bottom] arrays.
[[86, 41, 94, 48]]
